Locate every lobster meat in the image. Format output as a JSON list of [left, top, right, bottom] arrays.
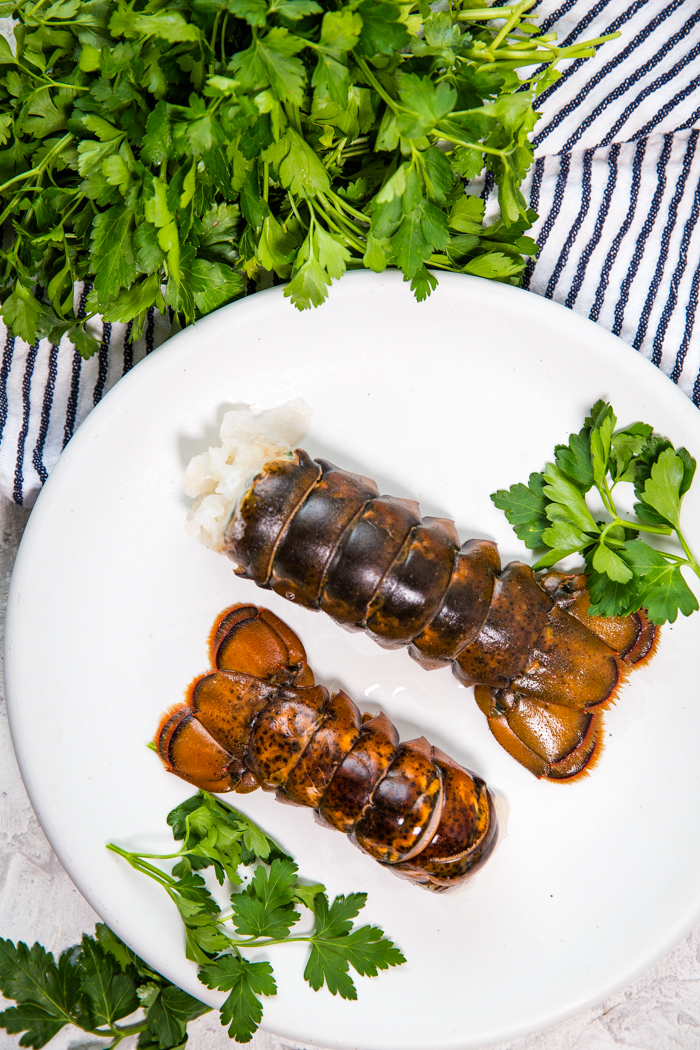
[[156, 605, 497, 891], [217, 451, 657, 781]]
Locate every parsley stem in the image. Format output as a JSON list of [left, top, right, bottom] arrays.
[[597, 478, 617, 519], [107, 848, 185, 860], [221, 12, 229, 61], [427, 254, 461, 271], [487, 0, 535, 55], [210, 9, 221, 51], [674, 527, 700, 577], [318, 206, 365, 254], [287, 193, 307, 230], [455, 4, 532, 19], [327, 189, 368, 224], [353, 55, 401, 113], [613, 517, 674, 536], [318, 195, 366, 252], [104, 1021, 148, 1037], [434, 124, 507, 158], [26, 0, 50, 18], [647, 550, 688, 565], [284, 102, 303, 135], [0, 132, 73, 198], [23, 80, 88, 100], [598, 520, 621, 546], [106, 844, 180, 888]]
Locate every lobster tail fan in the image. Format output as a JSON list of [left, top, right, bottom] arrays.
[[155, 705, 242, 793], [539, 570, 658, 667], [474, 686, 604, 781], [212, 603, 314, 686]]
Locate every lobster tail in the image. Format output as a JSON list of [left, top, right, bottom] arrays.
[[224, 453, 657, 780], [155, 606, 497, 891]]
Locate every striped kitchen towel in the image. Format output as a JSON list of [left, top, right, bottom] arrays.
[[0, 0, 698, 507]]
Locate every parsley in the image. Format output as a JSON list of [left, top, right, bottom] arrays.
[[491, 401, 700, 625], [0, 0, 616, 356], [106, 790, 405, 1042], [0, 925, 208, 1048]]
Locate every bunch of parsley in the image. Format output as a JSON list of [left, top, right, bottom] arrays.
[[0, 0, 614, 357], [106, 790, 405, 1042], [491, 401, 700, 625], [0, 793, 404, 1046], [0, 926, 209, 1048]]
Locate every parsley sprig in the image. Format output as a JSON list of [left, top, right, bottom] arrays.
[[491, 401, 700, 625], [0, 0, 616, 356], [107, 791, 406, 1042], [0, 925, 209, 1049]]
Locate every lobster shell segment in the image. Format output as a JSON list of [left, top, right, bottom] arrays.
[[321, 497, 422, 628], [409, 538, 500, 668], [452, 562, 553, 689], [270, 460, 379, 608], [227, 450, 321, 586], [352, 737, 443, 863], [222, 453, 658, 780], [392, 749, 497, 887], [278, 688, 362, 808], [155, 605, 497, 891]]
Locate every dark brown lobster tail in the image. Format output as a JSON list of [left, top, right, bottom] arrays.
[[156, 605, 497, 891], [224, 453, 658, 781]]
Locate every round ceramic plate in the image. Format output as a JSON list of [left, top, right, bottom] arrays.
[[7, 270, 700, 1050]]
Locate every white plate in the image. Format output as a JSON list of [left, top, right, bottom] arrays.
[[7, 270, 700, 1050]]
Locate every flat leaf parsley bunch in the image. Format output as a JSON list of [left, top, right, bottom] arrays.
[[107, 791, 405, 1042], [492, 401, 700, 625], [0, 0, 615, 356], [0, 792, 404, 1046]]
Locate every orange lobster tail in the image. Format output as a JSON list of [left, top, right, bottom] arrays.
[[223, 453, 658, 780], [156, 605, 497, 891]]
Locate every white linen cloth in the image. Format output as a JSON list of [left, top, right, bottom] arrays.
[[0, 0, 698, 507]]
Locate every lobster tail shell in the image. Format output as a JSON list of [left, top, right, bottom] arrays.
[[155, 606, 497, 891], [225, 453, 658, 781]]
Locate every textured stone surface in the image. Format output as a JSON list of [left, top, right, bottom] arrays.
[[1, 490, 700, 1050]]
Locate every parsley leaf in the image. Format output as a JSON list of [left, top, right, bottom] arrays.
[[491, 473, 549, 549], [639, 447, 685, 528], [78, 935, 139, 1028], [89, 204, 137, 301], [230, 858, 301, 939], [199, 956, 276, 1043], [305, 893, 406, 998]]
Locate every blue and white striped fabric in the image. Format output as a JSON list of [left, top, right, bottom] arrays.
[[519, 0, 700, 394], [0, 0, 698, 507]]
